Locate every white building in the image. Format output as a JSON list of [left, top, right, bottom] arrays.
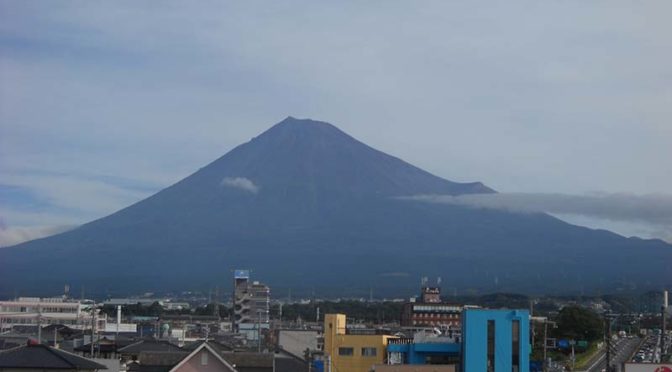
[[0, 297, 107, 331]]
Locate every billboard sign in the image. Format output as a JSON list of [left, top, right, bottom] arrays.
[[624, 364, 672, 372], [234, 269, 250, 279]]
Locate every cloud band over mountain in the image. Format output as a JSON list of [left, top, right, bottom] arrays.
[[0, 225, 75, 248], [404, 192, 672, 241]]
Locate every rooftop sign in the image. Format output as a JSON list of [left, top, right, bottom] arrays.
[[234, 269, 250, 279]]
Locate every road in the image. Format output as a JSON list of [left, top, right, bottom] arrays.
[[583, 337, 641, 372]]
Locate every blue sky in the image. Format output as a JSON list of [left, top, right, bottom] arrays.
[[1, 1, 671, 246]]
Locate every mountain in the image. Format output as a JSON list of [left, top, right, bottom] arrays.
[[0, 117, 670, 298]]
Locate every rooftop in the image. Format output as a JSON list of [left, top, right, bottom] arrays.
[[0, 342, 107, 369]]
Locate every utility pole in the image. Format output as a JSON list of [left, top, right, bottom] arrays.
[[539, 318, 556, 372], [530, 302, 535, 353], [543, 321, 548, 371], [570, 340, 575, 370], [37, 303, 42, 344], [662, 290, 668, 355], [605, 313, 614, 372], [90, 303, 95, 357], [116, 305, 121, 339], [257, 310, 262, 353]]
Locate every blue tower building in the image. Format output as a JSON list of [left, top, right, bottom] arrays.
[[384, 308, 530, 371], [462, 309, 530, 372]]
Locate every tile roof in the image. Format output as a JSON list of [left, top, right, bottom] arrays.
[[218, 351, 273, 368], [127, 362, 172, 372], [273, 350, 309, 372], [118, 339, 182, 354], [0, 343, 107, 369], [137, 350, 189, 366]]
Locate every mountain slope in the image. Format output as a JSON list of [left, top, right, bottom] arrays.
[[0, 117, 669, 297]]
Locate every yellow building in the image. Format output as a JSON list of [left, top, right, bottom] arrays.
[[324, 313, 397, 372]]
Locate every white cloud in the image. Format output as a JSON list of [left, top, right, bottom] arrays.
[[1, 172, 150, 216], [221, 177, 259, 194], [0, 224, 75, 248]]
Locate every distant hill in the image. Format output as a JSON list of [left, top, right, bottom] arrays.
[[0, 117, 669, 297]]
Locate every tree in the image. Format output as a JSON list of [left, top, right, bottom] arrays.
[[554, 305, 602, 341]]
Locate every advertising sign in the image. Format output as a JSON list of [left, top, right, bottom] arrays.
[[624, 364, 672, 372], [234, 269, 250, 279]]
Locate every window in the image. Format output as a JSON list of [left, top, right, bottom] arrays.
[[487, 320, 495, 372], [512, 320, 520, 372], [338, 347, 354, 356], [361, 347, 377, 357], [201, 351, 208, 365]]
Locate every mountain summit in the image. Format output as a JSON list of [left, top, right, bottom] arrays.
[[0, 117, 669, 297], [192, 116, 493, 200]]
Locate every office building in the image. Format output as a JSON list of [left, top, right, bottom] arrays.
[[401, 287, 462, 328], [0, 297, 106, 331], [461, 308, 529, 372]]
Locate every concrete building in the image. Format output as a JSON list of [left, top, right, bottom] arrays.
[[323, 313, 397, 372], [0, 297, 106, 331], [401, 287, 462, 328], [233, 270, 270, 341], [276, 329, 319, 359]]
